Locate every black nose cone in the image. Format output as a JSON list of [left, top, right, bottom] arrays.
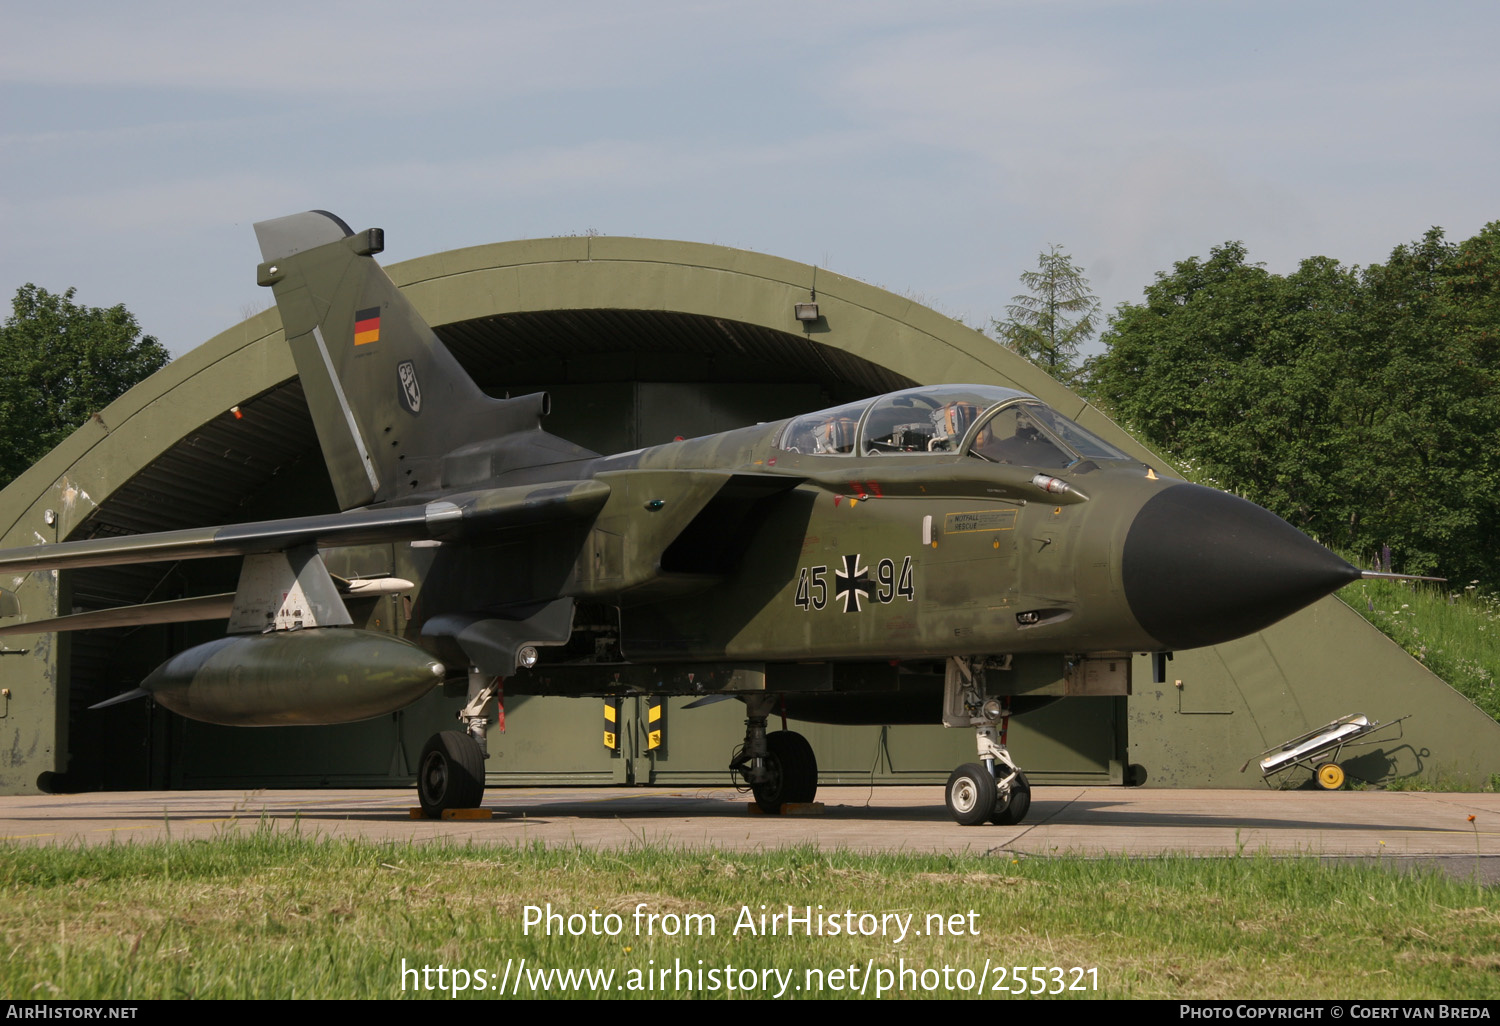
[[1122, 483, 1361, 650]]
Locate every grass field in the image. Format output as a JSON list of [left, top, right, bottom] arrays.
[[1, 830, 1496, 1000]]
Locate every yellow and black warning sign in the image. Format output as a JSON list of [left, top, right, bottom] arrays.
[[603, 698, 620, 751], [647, 698, 664, 751]]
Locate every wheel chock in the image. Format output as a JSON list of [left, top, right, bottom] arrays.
[[408, 807, 493, 820]]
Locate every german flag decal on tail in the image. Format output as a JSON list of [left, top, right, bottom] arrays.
[[354, 307, 381, 345]]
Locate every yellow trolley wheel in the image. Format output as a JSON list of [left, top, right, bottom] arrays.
[[1315, 762, 1345, 791]]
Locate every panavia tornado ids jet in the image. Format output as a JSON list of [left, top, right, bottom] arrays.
[[0, 211, 1389, 825]]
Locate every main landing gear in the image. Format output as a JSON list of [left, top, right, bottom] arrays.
[[729, 694, 818, 813], [942, 657, 1032, 827], [417, 668, 495, 817], [418, 730, 485, 816]]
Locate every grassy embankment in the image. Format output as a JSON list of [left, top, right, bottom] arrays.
[[1, 831, 1496, 1000], [1337, 575, 1500, 723]]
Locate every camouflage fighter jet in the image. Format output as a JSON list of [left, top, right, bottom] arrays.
[[0, 211, 1388, 825]]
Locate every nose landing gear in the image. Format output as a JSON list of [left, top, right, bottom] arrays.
[[945, 763, 996, 825], [943, 657, 1032, 827]]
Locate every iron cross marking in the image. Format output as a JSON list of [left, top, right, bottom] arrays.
[[835, 554, 873, 613]]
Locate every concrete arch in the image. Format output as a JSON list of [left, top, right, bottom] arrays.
[[2, 235, 1495, 794]]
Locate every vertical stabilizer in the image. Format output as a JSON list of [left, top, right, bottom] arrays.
[[254, 211, 570, 509]]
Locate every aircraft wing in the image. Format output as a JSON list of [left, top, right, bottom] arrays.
[[0, 479, 611, 575]]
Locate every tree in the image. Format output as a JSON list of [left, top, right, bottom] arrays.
[[0, 285, 171, 488], [1084, 226, 1500, 582], [992, 245, 1100, 383]]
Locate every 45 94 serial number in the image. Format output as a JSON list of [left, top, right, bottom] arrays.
[[794, 555, 914, 612]]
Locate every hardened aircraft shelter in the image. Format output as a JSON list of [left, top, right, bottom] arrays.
[[2, 234, 1496, 795]]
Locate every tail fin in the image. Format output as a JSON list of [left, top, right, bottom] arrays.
[[254, 211, 583, 509]]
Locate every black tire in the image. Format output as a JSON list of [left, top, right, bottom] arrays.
[[990, 770, 1032, 825], [945, 763, 996, 826], [417, 730, 485, 816], [752, 731, 818, 814]]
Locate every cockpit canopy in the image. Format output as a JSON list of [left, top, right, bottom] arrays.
[[775, 385, 1128, 467]]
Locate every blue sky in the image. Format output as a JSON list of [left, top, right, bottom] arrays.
[[2, 1, 1496, 358]]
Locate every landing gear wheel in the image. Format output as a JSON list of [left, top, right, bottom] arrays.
[[418, 730, 485, 816], [752, 731, 818, 814], [990, 769, 1031, 825], [946, 763, 997, 826], [1315, 762, 1345, 791]]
